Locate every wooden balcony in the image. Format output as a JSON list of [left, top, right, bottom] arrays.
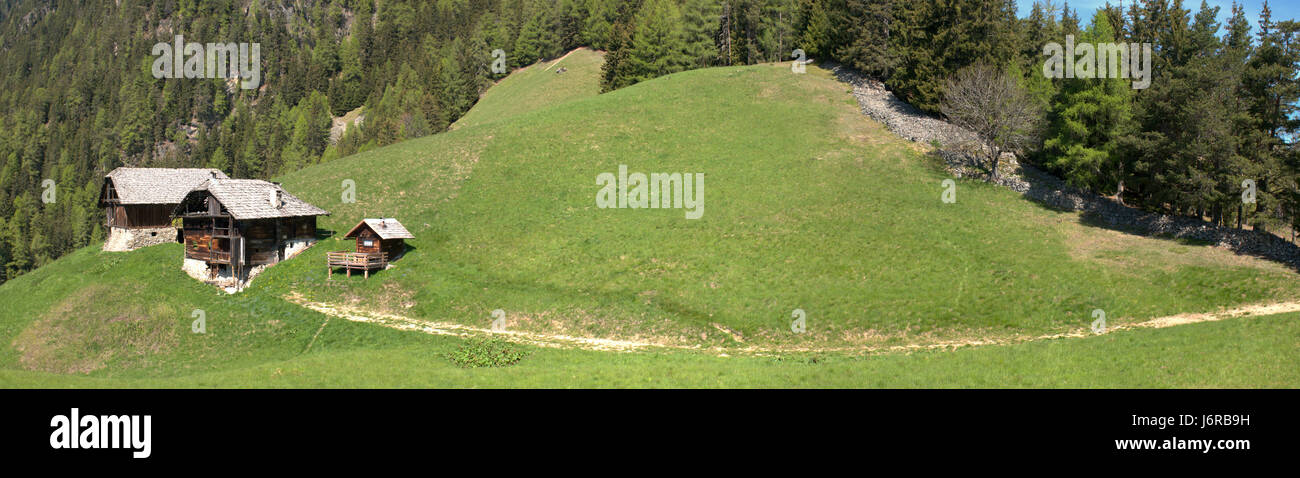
[[326, 251, 388, 279]]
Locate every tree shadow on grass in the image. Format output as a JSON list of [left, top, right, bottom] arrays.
[[932, 149, 1300, 273]]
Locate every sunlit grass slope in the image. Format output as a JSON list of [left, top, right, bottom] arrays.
[[4, 310, 1298, 388], [0, 245, 430, 380], [272, 62, 1300, 350], [1, 60, 1298, 388], [452, 48, 604, 129]]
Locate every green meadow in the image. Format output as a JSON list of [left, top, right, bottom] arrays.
[[452, 47, 605, 129], [2, 57, 1297, 388]]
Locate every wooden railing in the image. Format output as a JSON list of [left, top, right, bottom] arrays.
[[326, 251, 388, 278]]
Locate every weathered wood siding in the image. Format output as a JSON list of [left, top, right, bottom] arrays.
[[355, 229, 381, 254], [382, 238, 405, 257], [293, 216, 317, 238], [184, 216, 317, 266], [181, 218, 234, 262], [106, 204, 176, 228], [241, 220, 278, 265]]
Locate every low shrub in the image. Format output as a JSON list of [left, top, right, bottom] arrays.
[[445, 337, 528, 368]]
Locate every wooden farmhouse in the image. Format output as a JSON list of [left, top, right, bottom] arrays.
[[328, 218, 414, 278], [97, 167, 229, 251], [172, 178, 329, 287]]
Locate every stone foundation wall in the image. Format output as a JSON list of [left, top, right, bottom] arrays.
[[103, 226, 177, 252], [181, 258, 212, 282], [181, 238, 318, 293], [282, 238, 315, 261], [182, 258, 264, 293]]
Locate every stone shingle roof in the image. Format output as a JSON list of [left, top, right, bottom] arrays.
[[100, 167, 228, 206], [344, 218, 415, 240], [180, 179, 329, 220]]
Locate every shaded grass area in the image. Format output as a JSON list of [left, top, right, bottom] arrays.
[[4, 311, 1297, 388]]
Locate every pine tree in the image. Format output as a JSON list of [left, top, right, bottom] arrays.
[[1238, 2, 1300, 232], [330, 36, 366, 116], [514, 3, 558, 66], [719, 1, 734, 65], [581, 0, 620, 50], [838, 0, 896, 78], [1042, 10, 1133, 194], [599, 0, 641, 91], [681, 0, 722, 68], [886, 0, 1020, 113], [796, 0, 840, 61], [207, 147, 230, 173], [620, 0, 688, 86], [1020, 1, 1061, 112], [0, 216, 9, 282]]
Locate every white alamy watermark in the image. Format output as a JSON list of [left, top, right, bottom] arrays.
[[41, 179, 55, 204], [1091, 309, 1107, 334], [491, 309, 507, 332], [50, 408, 151, 459], [151, 35, 261, 90], [596, 165, 704, 219], [491, 49, 508, 74], [1043, 35, 1152, 90], [341, 179, 357, 204], [790, 309, 806, 334], [191, 309, 206, 334]]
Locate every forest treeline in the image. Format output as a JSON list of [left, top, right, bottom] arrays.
[[0, 0, 1297, 286]]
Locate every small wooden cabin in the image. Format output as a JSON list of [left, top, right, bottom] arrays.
[[328, 218, 414, 279], [97, 168, 228, 251], [172, 179, 329, 285], [344, 218, 414, 258]]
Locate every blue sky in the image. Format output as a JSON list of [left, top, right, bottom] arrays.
[[1014, 0, 1300, 31]]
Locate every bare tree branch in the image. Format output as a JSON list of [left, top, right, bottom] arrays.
[[940, 63, 1044, 181]]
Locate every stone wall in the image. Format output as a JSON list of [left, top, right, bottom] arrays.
[[181, 258, 213, 282], [181, 238, 318, 293], [282, 238, 315, 261], [103, 226, 177, 252]]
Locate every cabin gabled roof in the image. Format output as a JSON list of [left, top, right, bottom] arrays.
[[175, 179, 329, 220], [344, 218, 415, 240], [98, 167, 228, 206]]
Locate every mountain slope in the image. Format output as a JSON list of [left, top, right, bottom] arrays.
[[2, 61, 1298, 387], [272, 62, 1300, 349], [452, 48, 605, 130]]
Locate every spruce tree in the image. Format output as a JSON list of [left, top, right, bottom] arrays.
[[681, 0, 723, 68], [1239, 3, 1300, 232], [621, 0, 688, 86], [839, 0, 897, 78], [514, 6, 552, 66], [1042, 10, 1133, 194]]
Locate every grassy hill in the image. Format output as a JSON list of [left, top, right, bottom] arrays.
[[452, 48, 604, 129], [2, 59, 1298, 388]]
